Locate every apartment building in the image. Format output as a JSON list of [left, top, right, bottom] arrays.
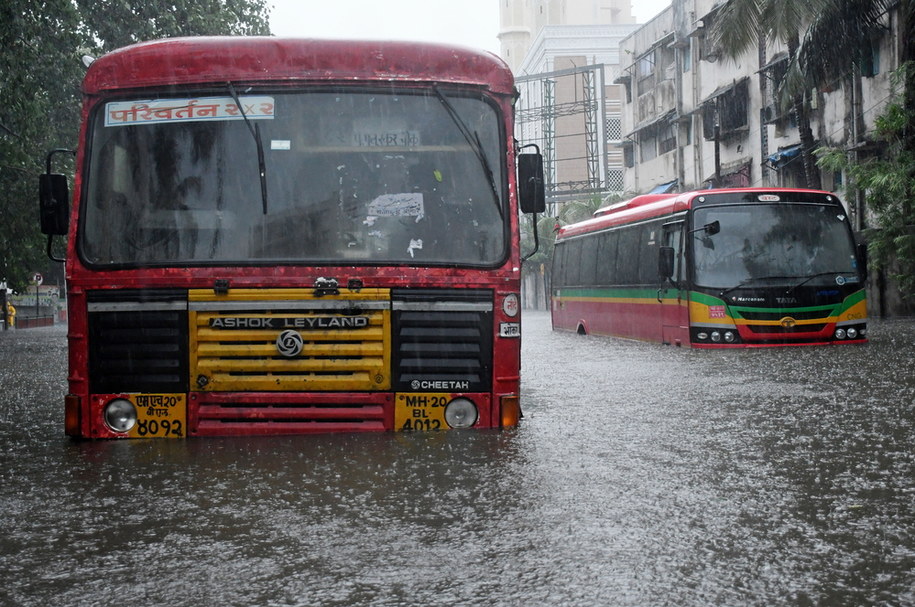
[[500, 0, 638, 205], [617, 0, 906, 313], [618, 0, 897, 220]]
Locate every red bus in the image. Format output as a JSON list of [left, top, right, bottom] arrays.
[[39, 37, 545, 438], [551, 188, 868, 347]]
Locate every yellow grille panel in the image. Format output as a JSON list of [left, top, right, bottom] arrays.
[[189, 288, 391, 392]]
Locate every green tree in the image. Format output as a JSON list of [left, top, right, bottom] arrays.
[[786, 0, 915, 301], [710, 0, 826, 189], [0, 0, 269, 291], [0, 0, 84, 290], [76, 0, 270, 54], [817, 64, 915, 301]]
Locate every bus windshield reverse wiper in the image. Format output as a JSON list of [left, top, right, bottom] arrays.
[[787, 271, 854, 293], [227, 83, 269, 215], [433, 87, 503, 220]]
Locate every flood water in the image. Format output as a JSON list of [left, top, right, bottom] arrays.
[[1, 312, 912, 606]]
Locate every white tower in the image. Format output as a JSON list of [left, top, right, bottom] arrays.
[[499, 0, 635, 72]]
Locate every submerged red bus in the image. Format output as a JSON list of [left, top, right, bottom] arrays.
[[551, 188, 868, 347], [39, 37, 545, 438]]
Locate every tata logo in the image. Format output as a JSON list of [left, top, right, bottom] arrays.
[[780, 317, 797, 329], [276, 330, 304, 357]]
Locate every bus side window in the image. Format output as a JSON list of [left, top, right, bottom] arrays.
[[616, 227, 640, 285], [580, 234, 598, 287], [552, 244, 565, 287], [662, 222, 684, 283], [603, 230, 619, 285]]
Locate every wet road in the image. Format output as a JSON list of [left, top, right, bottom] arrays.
[[1, 312, 913, 606]]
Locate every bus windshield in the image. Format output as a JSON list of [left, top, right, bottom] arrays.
[[80, 90, 506, 266], [692, 203, 859, 289]]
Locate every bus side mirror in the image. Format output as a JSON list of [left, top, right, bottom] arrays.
[[517, 153, 546, 214], [857, 242, 868, 281], [39, 173, 70, 236], [658, 246, 675, 280]]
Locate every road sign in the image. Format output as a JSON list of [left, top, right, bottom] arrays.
[[32, 273, 43, 286]]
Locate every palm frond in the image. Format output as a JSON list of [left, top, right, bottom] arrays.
[[710, 0, 761, 58], [788, 0, 894, 96]]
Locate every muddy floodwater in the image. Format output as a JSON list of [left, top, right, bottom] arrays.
[[1, 312, 913, 606]]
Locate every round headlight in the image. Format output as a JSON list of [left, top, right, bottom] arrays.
[[724, 331, 736, 343], [444, 398, 478, 429], [710, 331, 722, 343], [104, 398, 137, 433], [835, 328, 847, 340], [846, 327, 858, 339]]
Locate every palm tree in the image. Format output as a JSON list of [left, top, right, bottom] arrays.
[[710, 0, 828, 189], [789, 0, 910, 149]]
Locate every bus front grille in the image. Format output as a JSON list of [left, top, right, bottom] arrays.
[[189, 288, 391, 392], [87, 289, 189, 393], [392, 289, 493, 392], [189, 392, 391, 435], [737, 309, 834, 321]]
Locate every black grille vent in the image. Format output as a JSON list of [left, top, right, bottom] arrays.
[[88, 289, 188, 393], [746, 323, 827, 334], [392, 289, 492, 391]]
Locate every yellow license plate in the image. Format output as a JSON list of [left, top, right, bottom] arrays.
[[127, 394, 186, 438], [395, 393, 450, 431]]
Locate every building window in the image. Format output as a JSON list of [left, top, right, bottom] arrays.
[[606, 117, 622, 141], [682, 38, 692, 73], [658, 122, 676, 155], [638, 51, 655, 79], [704, 79, 750, 139], [639, 132, 658, 162], [637, 51, 656, 96], [681, 120, 692, 145], [607, 169, 624, 191], [861, 39, 881, 77]]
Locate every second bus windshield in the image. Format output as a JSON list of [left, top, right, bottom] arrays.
[[691, 203, 860, 289], [81, 89, 506, 267]]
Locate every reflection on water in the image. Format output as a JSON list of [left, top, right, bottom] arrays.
[[0, 319, 912, 606]]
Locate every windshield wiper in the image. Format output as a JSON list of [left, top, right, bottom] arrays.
[[718, 275, 804, 299], [787, 271, 855, 293], [227, 83, 268, 215], [433, 87, 503, 220]]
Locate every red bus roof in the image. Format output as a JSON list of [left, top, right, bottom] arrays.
[[83, 37, 515, 95], [592, 193, 678, 217], [556, 187, 838, 240], [558, 195, 689, 239]]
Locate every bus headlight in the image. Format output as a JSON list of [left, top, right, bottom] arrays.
[[835, 328, 847, 340], [724, 331, 736, 343], [846, 327, 858, 339], [710, 331, 722, 343], [104, 398, 137, 433], [444, 398, 478, 429]]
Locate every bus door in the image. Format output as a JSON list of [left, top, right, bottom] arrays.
[[658, 220, 690, 346]]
